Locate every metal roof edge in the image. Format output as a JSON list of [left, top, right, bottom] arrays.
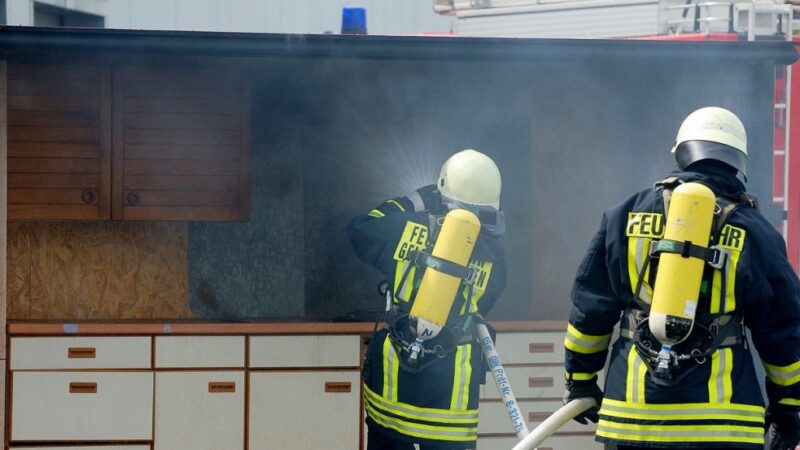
[[0, 26, 796, 65]]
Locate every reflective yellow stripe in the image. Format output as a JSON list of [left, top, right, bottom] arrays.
[[565, 372, 597, 382], [564, 324, 612, 354], [450, 345, 472, 411], [382, 335, 399, 401], [625, 345, 646, 404], [711, 250, 739, 313], [393, 262, 416, 304], [627, 236, 654, 303], [779, 398, 800, 406], [387, 199, 406, 212], [364, 401, 477, 442], [763, 359, 800, 386], [597, 419, 764, 444], [708, 349, 733, 403], [599, 398, 764, 423], [364, 384, 479, 422], [369, 209, 385, 218]]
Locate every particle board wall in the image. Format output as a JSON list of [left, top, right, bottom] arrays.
[[7, 221, 191, 320]]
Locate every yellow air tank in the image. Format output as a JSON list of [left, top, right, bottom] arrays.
[[410, 208, 481, 341], [649, 182, 716, 346]]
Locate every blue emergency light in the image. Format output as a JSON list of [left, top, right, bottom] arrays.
[[341, 7, 367, 35]]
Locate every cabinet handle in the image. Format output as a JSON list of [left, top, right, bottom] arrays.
[[68, 347, 96, 359], [529, 343, 554, 354], [127, 191, 141, 205], [529, 377, 554, 388], [81, 189, 96, 204], [69, 382, 97, 394], [325, 381, 352, 393], [208, 381, 236, 393], [529, 411, 551, 422]]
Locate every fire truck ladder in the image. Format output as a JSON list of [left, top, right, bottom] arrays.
[[738, 2, 795, 241]]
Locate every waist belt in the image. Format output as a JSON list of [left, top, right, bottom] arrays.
[[383, 306, 477, 374], [620, 308, 744, 348], [620, 307, 745, 387]]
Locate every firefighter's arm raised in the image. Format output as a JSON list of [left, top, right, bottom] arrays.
[[347, 185, 439, 266]]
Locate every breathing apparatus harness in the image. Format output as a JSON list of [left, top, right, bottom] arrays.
[[624, 176, 757, 387], [382, 213, 485, 374]]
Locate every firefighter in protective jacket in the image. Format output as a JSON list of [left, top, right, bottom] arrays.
[[348, 149, 507, 450], [563, 107, 800, 450]]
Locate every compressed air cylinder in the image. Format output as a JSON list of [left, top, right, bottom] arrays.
[[649, 182, 716, 346], [410, 208, 481, 341]]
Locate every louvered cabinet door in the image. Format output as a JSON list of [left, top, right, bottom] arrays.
[[112, 65, 250, 221], [7, 63, 111, 220]]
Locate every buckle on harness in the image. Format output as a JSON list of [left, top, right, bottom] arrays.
[[707, 245, 730, 270]]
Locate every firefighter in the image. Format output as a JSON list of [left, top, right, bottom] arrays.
[[347, 148, 507, 450], [562, 107, 800, 450]]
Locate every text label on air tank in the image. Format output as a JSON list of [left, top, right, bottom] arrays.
[[393, 222, 429, 261], [626, 212, 665, 238]]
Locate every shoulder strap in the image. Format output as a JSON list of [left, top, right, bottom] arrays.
[[653, 176, 683, 215]]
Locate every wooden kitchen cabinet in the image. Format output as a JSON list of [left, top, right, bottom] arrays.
[[7, 64, 112, 220], [6, 62, 251, 221], [112, 66, 250, 221]]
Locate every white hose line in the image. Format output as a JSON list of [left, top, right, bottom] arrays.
[[511, 397, 598, 450], [476, 323, 530, 439]]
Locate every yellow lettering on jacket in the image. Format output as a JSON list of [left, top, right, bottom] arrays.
[[626, 212, 665, 239], [393, 222, 429, 261]]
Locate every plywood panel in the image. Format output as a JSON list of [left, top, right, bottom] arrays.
[[7, 221, 192, 320]]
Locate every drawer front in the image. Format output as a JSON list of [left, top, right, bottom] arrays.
[[483, 365, 605, 400], [11, 371, 153, 441], [249, 335, 360, 368], [479, 399, 596, 434], [249, 370, 361, 450], [10, 337, 151, 369], [11, 447, 151, 450], [155, 335, 245, 368], [494, 332, 565, 364], [483, 365, 563, 400], [476, 434, 602, 450], [155, 371, 245, 450]]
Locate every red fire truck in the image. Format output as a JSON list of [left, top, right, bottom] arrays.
[[435, 0, 800, 273]]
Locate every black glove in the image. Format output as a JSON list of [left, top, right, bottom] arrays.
[[766, 405, 800, 450], [414, 184, 445, 214], [563, 381, 603, 425]]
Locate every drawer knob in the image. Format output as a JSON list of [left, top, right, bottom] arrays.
[[208, 381, 236, 393], [325, 381, 352, 393], [127, 191, 141, 205], [68, 347, 96, 359], [69, 382, 97, 394], [81, 189, 96, 204], [529, 411, 552, 422]]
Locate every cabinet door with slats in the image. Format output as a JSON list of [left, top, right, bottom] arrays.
[[7, 64, 111, 220], [113, 65, 250, 221]]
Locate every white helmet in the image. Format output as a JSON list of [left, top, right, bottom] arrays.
[[671, 107, 748, 177], [438, 149, 501, 209]]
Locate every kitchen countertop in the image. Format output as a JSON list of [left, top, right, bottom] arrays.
[[7, 320, 567, 335]]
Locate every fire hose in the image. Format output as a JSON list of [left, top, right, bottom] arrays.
[[476, 323, 599, 450]]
